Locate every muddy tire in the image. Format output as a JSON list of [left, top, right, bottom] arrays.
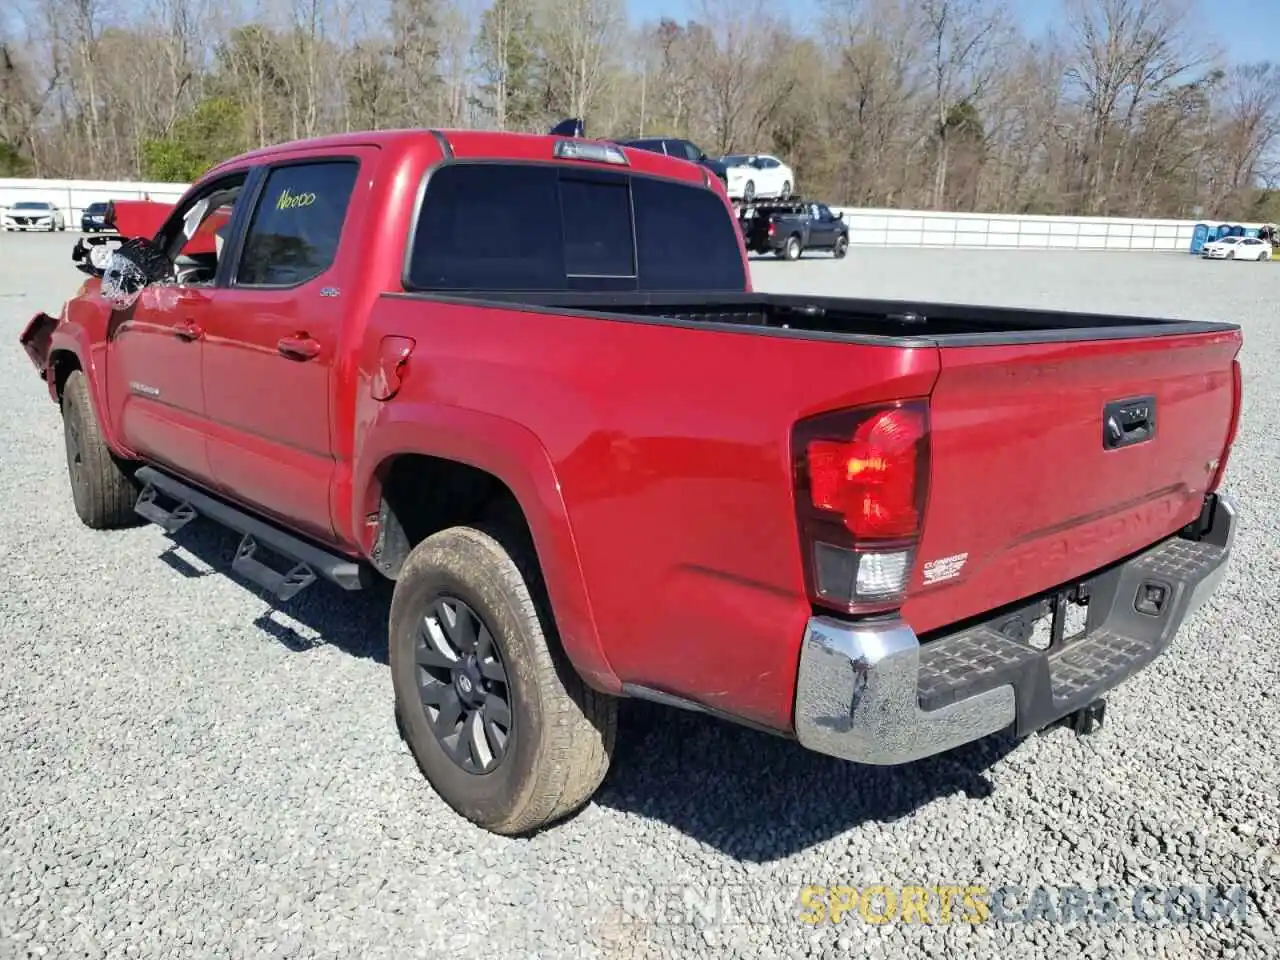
[[389, 521, 617, 835], [60, 369, 142, 529]]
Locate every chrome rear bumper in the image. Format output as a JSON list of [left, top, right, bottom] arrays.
[[794, 493, 1237, 765]]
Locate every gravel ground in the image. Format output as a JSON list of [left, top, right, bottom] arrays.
[[1, 235, 1277, 960]]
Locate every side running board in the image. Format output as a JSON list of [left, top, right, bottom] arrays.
[[133, 465, 375, 601]]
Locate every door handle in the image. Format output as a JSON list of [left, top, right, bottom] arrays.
[[174, 319, 204, 341], [277, 335, 321, 360]]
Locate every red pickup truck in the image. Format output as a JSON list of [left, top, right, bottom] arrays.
[[20, 127, 1242, 835]]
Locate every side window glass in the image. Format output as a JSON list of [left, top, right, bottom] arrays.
[[408, 163, 562, 290], [236, 160, 359, 286]]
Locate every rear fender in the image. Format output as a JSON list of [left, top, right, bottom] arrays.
[[352, 402, 620, 693]]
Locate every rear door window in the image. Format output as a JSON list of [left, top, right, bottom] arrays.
[[407, 162, 745, 292], [235, 159, 360, 287]]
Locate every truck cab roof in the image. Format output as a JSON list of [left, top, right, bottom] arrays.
[[204, 128, 718, 191]]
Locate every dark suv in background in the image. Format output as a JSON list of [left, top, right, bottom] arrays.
[[614, 137, 729, 186]]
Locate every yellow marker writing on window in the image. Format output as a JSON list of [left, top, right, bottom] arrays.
[[276, 188, 316, 211]]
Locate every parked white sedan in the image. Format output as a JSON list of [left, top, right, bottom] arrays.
[[1201, 235, 1272, 261], [719, 154, 795, 201], [1, 200, 66, 232]]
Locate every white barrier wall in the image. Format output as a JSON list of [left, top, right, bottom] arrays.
[[0, 176, 1263, 250], [830, 207, 1265, 252], [0, 177, 191, 226]]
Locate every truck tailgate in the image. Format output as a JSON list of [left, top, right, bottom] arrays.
[[902, 328, 1241, 636]]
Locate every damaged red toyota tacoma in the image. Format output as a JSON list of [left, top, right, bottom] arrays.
[[19, 126, 1242, 835]]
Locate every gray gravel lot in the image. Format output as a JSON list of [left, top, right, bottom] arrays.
[[1, 234, 1277, 959]]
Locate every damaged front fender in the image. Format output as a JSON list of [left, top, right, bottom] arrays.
[[19, 311, 60, 379]]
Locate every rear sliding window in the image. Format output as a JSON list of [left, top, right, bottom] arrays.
[[406, 162, 746, 292]]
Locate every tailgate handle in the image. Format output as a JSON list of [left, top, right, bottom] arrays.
[[1103, 396, 1156, 450]]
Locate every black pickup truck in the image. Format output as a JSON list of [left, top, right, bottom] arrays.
[[738, 198, 850, 260]]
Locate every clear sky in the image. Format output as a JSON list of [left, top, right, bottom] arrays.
[[628, 0, 1280, 66]]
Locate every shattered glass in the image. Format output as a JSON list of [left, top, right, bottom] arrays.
[[100, 252, 150, 309], [98, 237, 174, 310]]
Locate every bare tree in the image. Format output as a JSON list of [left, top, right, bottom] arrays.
[[1, 0, 1274, 223], [538, 0, 624, 124], [1062, 0, 1218, 213], [918, 0, 1013, 207]]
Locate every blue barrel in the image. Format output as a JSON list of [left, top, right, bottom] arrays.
[[1190, 223, 1210, 253]]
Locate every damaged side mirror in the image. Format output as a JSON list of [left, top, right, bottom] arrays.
[[98, 237, 172, 310]]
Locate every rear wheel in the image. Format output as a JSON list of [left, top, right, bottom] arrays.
[[742, 180, 755, 202], [783, 235, 802, 261], [780, 180, 791, 199], [389, 522, 617, 835], [60, 370, 143, 529]]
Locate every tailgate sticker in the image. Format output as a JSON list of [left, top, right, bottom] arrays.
[[922, 552, 968, 585]]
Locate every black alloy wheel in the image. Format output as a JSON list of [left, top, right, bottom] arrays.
[[414, 595, 513, 774]]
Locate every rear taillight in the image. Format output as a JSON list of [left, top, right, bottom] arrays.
[[768, 221, 776, 236], [792, 400, 931, 614]]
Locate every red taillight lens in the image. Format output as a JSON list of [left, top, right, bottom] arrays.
[[792, 401, 931, 614], [768, 222, 776, 236], [806, 406, 925, 539]]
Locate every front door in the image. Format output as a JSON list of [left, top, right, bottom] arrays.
[[200, 153, 370, 545], [105, 171, 250, 487]]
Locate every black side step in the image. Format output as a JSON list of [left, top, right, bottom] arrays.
[[133, 466, 374, 600], [134, 483, 197, 534]]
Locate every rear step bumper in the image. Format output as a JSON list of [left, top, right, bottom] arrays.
[[793, 492, 1237, 765]]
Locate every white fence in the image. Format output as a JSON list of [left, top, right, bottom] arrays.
[[826, 207, 1263, 252], [0, 177, 191, 226], [0, 175, 1265, 251]]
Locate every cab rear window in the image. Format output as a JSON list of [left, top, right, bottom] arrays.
[[405, 162, 746, 292]]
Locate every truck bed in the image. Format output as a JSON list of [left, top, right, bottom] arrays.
[[370, 286, 1239, 731], [394, 289, 1238, 345]]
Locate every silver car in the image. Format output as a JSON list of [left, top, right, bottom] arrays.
[[2, 200, 67, 232]]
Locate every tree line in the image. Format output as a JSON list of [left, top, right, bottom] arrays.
[[1, 0, 1277, 220]]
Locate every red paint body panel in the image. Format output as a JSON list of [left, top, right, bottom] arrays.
[[107, 200, 174, 240], [18, 126, 1245, 737], [354, 298, 940, 726]]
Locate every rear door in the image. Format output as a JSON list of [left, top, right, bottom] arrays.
[[903, 329, 1241, 635], [200, 151, 372, 544]]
